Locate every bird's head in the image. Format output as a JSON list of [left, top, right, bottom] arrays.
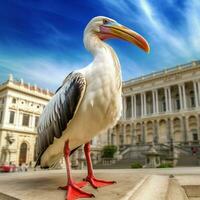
[[84, 16, 150, 53]]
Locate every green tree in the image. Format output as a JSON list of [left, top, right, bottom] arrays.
[[102, 145, 117, 158]]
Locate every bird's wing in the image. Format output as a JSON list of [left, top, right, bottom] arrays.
[[35, 72, 86, 166]]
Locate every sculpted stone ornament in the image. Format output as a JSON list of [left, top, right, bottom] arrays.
[[5, 133, 15, 145], [0, 133, 15, 164]]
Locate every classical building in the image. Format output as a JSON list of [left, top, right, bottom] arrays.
[[107, 61, 200, 163], [0, 75, 53, 166]]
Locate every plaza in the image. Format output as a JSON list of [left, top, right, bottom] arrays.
[[1, 168, 200, 200]]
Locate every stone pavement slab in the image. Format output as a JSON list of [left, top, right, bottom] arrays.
[[0, 169, 146, 200], [1, 168, 200, 200]]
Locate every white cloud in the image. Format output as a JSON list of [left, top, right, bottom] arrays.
[[0, 57, 87, 91], [98, 0, 200, 69], [184, 0, 200, 54], [134, 0, 191, 58]]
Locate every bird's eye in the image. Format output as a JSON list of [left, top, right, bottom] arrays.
[[103, 19, 109, 24]]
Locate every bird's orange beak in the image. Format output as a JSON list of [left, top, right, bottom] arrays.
[[99, 22, 150, 53]]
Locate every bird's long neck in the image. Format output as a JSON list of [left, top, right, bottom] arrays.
[[84, 32, 121, 74], [84, 32, 122, 91]]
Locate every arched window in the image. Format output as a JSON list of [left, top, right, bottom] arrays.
[[19, 142, 27, 165]]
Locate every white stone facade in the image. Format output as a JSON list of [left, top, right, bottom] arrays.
[[108, 61, 200, 149], [0, 75, 53, 166]]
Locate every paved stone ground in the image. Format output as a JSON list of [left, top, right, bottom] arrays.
[[0, 167, 200, 200]]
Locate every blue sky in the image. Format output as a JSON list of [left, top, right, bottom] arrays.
[[0, 0, 200, 91]]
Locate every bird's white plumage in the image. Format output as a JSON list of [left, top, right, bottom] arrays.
[[40, 17, 122, 167]]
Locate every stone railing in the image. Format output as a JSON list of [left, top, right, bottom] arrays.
[[102, 158, 117, 165]]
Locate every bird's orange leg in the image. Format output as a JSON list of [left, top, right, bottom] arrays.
[[59, 140, 94, 200], [83, 142, 116, 189]]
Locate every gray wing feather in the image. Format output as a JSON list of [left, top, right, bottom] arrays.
[[35, 72, 86, 166]]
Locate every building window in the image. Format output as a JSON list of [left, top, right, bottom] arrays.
[[0, 111, 3, 123], [12, 98, 16, 103], [35, 116, 39, 127], [191, 97, 195, 107], [22, 114, 30, 126], [176, 94, 180, 110], [9, 111, 15, 124], [193, 133, 198, 141], [137, 135, 141, 144], [162, 96, 166, 112], [190, 91, 195, 107], [192, 129, 198, 141]]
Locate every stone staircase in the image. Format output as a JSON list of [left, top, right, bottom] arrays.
[[94, 158, 145, 169], [94, 143, 200, 169]]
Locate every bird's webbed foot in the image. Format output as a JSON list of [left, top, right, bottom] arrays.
[[84, 175, 116, 189], [59, 181, 94, 200], [67, 182, 94, 200], [58, 181, 87, 190]]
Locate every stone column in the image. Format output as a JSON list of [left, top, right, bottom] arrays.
[[182, 116, 187, 143], [120, 124, 124, 145], [164, 88, 169, 112], [168, 87, 172, 112], [155, 89, 159, 113], [131, 95, 134, 119], [182, 83, 187, 109], [131, 123, 135, 145], [144, 92, 147, 116], [178, 84, 183, 110], [123, 124, 126, 145], [180, 116, 186, 143], [141, 93, 144, 117], [167, 118, 172, 143], [29, 115, 33, 128], [15, 109, 20, 126], [142, 122, 146, 144], [185, 116, 189, 142], [123, 96, 126, 119], [134, 95, 137, 118], [153, 120, 158, 144], [153, 90, 156, 114], [193, 81, 198, 107]]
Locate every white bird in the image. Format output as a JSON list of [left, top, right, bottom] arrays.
[[35, 16, 150, 200]]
